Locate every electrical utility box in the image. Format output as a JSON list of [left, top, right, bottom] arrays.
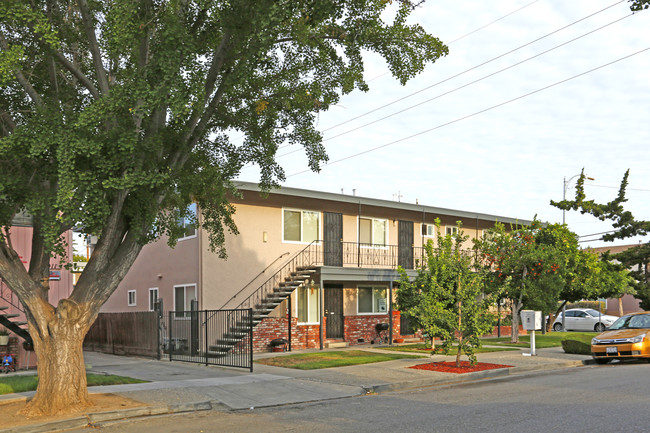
[[521, 310, 542, 331]]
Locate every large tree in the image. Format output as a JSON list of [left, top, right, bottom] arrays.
[[553, 170, 648, 310], [474, 221, 628, 342], [0, 0, 447, 416]]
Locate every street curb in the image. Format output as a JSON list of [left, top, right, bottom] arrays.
[[1, 359, 591, 432], [364, 360, 587, 394], [2, 400, 215, 433]]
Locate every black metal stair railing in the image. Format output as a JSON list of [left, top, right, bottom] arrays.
[[0, 280, 32, 346]]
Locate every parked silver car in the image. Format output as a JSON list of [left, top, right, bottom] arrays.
[[552, 308, 618, 332]]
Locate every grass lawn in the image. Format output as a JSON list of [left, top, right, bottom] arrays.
[[0, 374, 148, 396], [483, 332, 598, 348], [255, 350, 425, 370], [382, 344, 520, 354]]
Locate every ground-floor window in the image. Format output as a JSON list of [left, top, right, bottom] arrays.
[[357, 286, 387, 314], [174, 284, 197, 318], [127, 290, 136, 307], [297, 285, 319, 323], [149, 287, 159, 311]]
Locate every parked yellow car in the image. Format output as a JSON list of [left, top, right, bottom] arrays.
[[591, 312, 650, 364]]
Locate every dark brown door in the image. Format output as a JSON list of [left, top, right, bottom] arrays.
[[398, 220, 414, 269], [324, 212, 343, 266], [324, 285, 344, 339]]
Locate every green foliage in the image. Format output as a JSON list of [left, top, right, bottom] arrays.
[[397, 221, 494, 366], [561, 334, 593, 355], [552, 170, 645, 308], [0, 0, 447, 296], [475, 220, 630, 324]]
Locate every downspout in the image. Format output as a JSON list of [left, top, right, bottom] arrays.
[[357, 201, 361, 267], [319, 274, 324, 350]]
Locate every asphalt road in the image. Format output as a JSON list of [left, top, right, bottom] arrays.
[[70, 361, 650, 433]]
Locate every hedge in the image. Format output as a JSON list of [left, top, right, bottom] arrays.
[[561, 334, 593, 355]]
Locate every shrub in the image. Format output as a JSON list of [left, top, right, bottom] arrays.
[[561, 334, 593, 355]]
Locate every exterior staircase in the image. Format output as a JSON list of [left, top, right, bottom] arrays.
[[208, 266, 317, 356], [208, 242, 321, 357], [0, 306, 32, 348]]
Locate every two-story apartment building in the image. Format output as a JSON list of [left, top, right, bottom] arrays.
[[103, 182, 531, 352]]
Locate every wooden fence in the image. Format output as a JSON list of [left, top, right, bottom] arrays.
[[84, 312, 159, 358]]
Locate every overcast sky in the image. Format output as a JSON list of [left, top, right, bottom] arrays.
[[237, 0, 650, 249]]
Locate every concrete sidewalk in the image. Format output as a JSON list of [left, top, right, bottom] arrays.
[[1, 346, 592, 432]]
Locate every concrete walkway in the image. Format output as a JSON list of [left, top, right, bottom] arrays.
[[1, 345, 593, 433]]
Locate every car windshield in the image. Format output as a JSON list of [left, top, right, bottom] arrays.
[[585, 309, 601, 317], [608, 314, 650, 330]]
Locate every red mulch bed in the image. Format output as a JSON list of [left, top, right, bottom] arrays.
[[410, 361, 513, 374]]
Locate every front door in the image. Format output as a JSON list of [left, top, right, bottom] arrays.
[[398, 220, 414, 269], [324, 212, 343, 266], [324, 285, 344, 339]]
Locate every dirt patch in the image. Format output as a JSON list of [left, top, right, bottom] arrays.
[[0, 394, 147, 429], [409, 361, 513, 374]]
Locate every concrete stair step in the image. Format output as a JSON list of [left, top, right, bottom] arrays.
[[324, 341, 349, 349]]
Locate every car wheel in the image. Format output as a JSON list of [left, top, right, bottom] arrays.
[[594, 358, 609, 365], [553, 323, 563, 332], [594, 323, 606, 332]]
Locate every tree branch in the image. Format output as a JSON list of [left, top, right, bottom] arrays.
[[0, 32, 45, 107], [77, 0, 110, 94], [182, 30, 233, 145], [49, 50, 100, 99]]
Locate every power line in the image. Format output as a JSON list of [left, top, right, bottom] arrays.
[[271, 0, 547, 154], [287, 47, 650, 178], [318, 0, 626, 135], [275, 0, 628, 159], [317, 13, 632, 145], [446, 0, 541, 45]]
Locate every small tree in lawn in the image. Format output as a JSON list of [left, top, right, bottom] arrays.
[[397, 221, 493, 367]]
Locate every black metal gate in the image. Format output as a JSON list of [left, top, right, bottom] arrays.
[[164, 308, 253, 371]]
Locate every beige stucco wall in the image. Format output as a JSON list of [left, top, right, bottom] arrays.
[[200, 189, 501, 311]]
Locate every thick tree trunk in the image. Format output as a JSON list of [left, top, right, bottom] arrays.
[[20, 298, 96, 417]]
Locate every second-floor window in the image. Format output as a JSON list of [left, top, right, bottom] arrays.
[[359, 217, 387, 246], [283, 209, 320, 243], [445, 226, 458, 236], [422, 223, 436, 237], [178, 203, 197, 240]]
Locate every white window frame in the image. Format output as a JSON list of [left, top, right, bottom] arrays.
[[127, 290, 136, 307], [296, 285, 320, 325], [358, 217, 389, 248], [356, 285, 388, 315], [282, 208, 321, 244], [173, 283, 197, 319], [445, 226, 459, 236], [178, 203, 198, 241], [148, 287, 159, 312], [422, 223, 436, 238]]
